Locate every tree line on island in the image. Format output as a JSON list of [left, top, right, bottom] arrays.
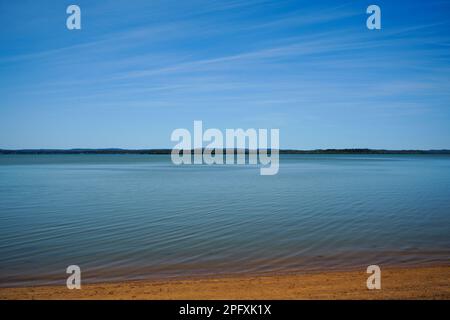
[[1, 148, 449, 155]]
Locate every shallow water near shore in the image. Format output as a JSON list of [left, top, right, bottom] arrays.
[[1, 154, 449, 287]]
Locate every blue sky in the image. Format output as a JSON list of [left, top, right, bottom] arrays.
[[0, 0, 449, 149]]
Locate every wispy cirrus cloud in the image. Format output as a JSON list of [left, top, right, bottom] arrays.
[[1, 0, 449, 149]]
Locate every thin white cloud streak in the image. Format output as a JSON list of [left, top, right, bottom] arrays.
[[109, 28, 449, 81], [0, 2, 359, 65], [1, 3, 449, 116]]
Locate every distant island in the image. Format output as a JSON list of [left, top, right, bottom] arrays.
[[1, 148, 450, 154]]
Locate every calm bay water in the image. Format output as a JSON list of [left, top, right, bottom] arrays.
[[0, 154, 449, 287]]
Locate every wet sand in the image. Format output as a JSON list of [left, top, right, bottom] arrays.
[[1, 266, 449, 300]]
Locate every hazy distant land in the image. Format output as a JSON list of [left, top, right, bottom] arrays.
[[1, 148, 450, 155]]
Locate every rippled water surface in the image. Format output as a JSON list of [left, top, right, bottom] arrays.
[[1, 154, 449, 286]]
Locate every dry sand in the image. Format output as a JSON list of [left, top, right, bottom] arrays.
[[1, 266, 449, 300]]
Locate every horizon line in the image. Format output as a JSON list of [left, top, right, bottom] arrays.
[[1, 148, 450, 155]]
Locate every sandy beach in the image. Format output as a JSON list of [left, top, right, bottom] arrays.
[[1, 266, 448, 300]]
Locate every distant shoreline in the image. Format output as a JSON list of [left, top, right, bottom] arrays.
[[1, 148, 450, 155]]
